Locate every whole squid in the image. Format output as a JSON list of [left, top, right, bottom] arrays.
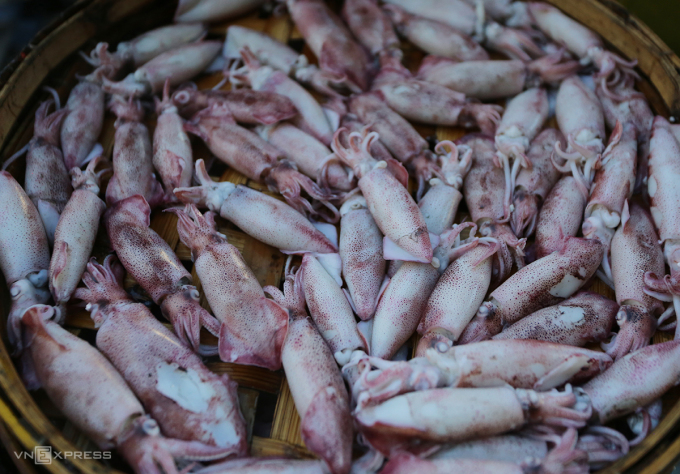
[[265, 264, 353, 474], [102, 41, 221, 97], [172, 205, 288, 369], [416, 54, 580, 101], [534, 176, 587, 260], [106, 96, 164, 208], [461, 134, 525, 283], [49, 158, 108, 305], [493, 291, 619, 347], [105, 195, 221, 350], [175, 160, 338, 256], [331, 128, 433, 263], [348, 339, 611, 410], [20, 305, 229, 474], [459, 236, 604, 342], [603, 203, 664, 360], [339, 194, 386, 321], [510, 128, 564, 238], [342, 0, 401, 59], [175, 0, 265, 23], [184, 102, 335, 221], [285, 0, 372, 93], [153, 81, 193, 200], [0, 171, 51, 350], [22, 100, 72, 242], [77, 257, 247, 455], [552, 75, 606, 196], [371, 57, 502, 134]]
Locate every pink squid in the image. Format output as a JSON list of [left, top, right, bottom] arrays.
[[355, 384, 590, 456], [339, 194, 386, 322], [383, 5, 489, 61], [300, 253, 367, 365], [77, 256, 247, 456], [174, 160, 338, 256], [510, 128, 564, 238], [105, 195, 221, 350], [0, 171, 51, 350], [431, 434, 549, 464], [348, 339, 611, 410], [416, 54, 580, 101], [101, 41, 221, 97], [527, 2, 638, 91], [482, 21, 549, 63], [603, 203, 664, 360], [171, 85, 298, 125], [493, 291, 619, 347], [342, 0, 401, 59], [581, 121, 637, 284], [255, 122, 354, 193], [285, 0, 372, 93], [171, 205, 289, 369], [459, 236, 604, 343], [106, 95, 164, 208], [461, 134, 525, 283], [175, 0, 265, 23], [330, 128, 433, 264], [552, 75, 606, 196], [20, 305, 230, 474], [495, 87, 550, 216], [643, 116, 680, 337], [371, 57, 502, 134], [49, 158, 108, 306], [382, 0, 480, 37], [534, 176, 588, 260], [265, 265, 353, 474], [184, 102, 335, 221]]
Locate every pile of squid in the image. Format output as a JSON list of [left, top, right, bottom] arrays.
[[2, 0, 680, 473]]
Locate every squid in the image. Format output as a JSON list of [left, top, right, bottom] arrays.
[[348, 339, 611, 410], [16, 99, 72, 243], [370, 223, 481, 360], [534, 176, 588, 260], [285, 0, 372, 93], [416, 54, 580, 101], [431, 434, 549, 463], [192, 458, 326, 473], [643, 116, 680, 337], [342, 0, 400, 60], [495, 88, 550, 216], [101, 41, 221, 97], [105, 195, 222, 351], [20, 305, 230, 474], [527, 2, 638, 91], [459, 236, 604, 343], [174, 160, 338, 256], [493, 291, 619, 347], [175, 0, 265, 22], [106, 95, 164, 208], [171, 85, 298, 124], [265, 264, 353, 474], [49, 158, 108, 306], [603, 203, 664, 360], [355, 384, 591, 456], [171, 205, 289, 370], [371, 57, 502, 134], [510, 128, 564, 238], [461, 134, 525, 283], [461, 0, 532, 27], [255, 122, 354, 193], [153, 81, 193, 201], [383, 5, 489, 61], [552, 75, 606, 196], [76, 256, 247, 456], [83, 23, 207, 73], [382, 0, 480, 37], [184, 102, 336, 222], [581, 121, 637, 284], [330, 128, 433, 264], [0, 171, 51, 350], [339, 194, 386, 322]]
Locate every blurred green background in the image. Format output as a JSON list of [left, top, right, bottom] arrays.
[[620, 0, 680, 53]]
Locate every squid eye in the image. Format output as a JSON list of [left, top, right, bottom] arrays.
[[615, 310, 627, 324], [142, 418, 160, 436], [435, 341, 449, 353]]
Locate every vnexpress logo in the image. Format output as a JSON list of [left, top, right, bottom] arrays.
[[34, 446, 52, 465], [14, 447, 111, 463]]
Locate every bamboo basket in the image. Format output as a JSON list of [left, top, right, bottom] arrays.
[[0, 0, 679, 472]]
